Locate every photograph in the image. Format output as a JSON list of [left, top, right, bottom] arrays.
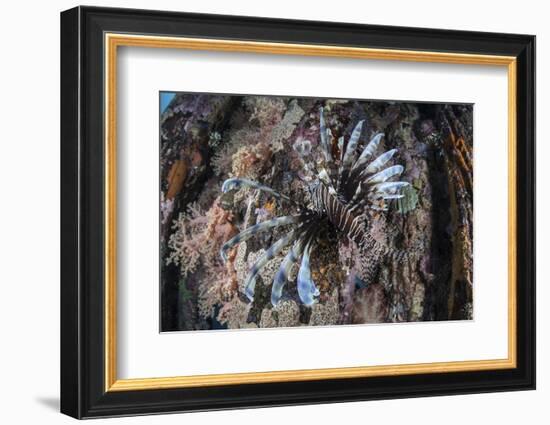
[[159, 93, 474, 331]]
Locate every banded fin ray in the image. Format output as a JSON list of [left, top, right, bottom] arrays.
[[344, 133, 384, 199], [349, 181, 409, 212], [222, 178, 293, 203], [364, 149, 398, 175], [372, 181, 410, 196], [271, 236, 307, 306], [342, 120, 364, 168], [319, 107, 332, 163], [244, 230, 297, 301], [297, 241, 320, 306], [220, 215, 301, 262], [366, 164, 404, 184], [352, 133, 384, 171], [381, 194, 405, 200], [349, 167, 404, 208], [339, 120, 364, 189]]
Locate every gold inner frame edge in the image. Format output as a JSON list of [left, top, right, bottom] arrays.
[[104, 33, 518, 392]]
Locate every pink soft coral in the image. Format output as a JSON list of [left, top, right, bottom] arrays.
[[167, 199, 237, 275], [167, 199, 240, 318], [166, 203, 208, 275]]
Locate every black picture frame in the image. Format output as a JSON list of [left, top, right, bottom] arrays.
[[61, 5, 535, 419]]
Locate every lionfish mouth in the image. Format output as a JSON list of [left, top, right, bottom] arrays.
[[220, 107, 410, 307]]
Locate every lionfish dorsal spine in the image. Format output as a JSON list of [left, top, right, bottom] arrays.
[[339, 119, 365, 188], [364, 148, 398, 175], [352, 132, 384, 171]]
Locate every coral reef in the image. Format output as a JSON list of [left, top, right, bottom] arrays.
[[309, 289, 340, 326], [259, 300, 301, 328]]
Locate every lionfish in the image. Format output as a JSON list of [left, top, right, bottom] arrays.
[[220, 107, 410, 307]]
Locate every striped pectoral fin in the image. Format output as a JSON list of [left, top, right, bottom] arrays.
[[244, 230, 297, 302], [297, 241, 319, 306], [220, 215, 300, 262], [222, 177, 293, 203], [270, 238, 306, 306]]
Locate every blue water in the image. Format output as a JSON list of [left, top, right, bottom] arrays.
[[160, 92, 176, 114]]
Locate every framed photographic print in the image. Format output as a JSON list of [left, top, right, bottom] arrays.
[[60, 6, 535, 419]]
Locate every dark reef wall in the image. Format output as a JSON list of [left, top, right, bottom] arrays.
[[160, 94, 473, 331]]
